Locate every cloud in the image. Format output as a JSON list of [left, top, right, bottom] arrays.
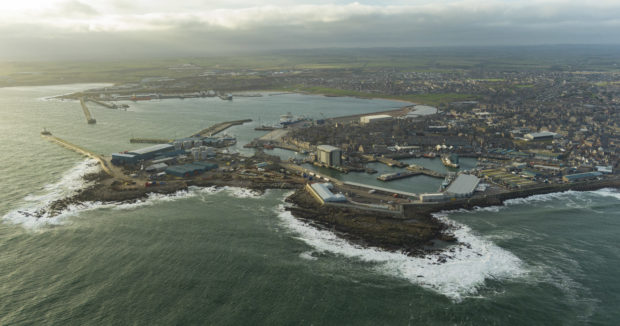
[[0, 0, 618, 60]]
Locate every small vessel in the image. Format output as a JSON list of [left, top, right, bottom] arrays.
[[441, 154, 460, 168], [377, 171, 416, 181], [40, 128, 52, 136], [254, 125, 277, 131], [423, 152, 437, 158], [280, 112, 304, 126]]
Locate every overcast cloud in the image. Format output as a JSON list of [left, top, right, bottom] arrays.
[[0, 0, 619, 60]]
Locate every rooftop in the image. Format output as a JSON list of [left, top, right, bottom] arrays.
[[130, 143, 174, 155], [317, 145, 340, 152], [446, 174, 480, 195]]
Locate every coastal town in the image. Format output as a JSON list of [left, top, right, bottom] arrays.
[[38, 64, 620, 254]]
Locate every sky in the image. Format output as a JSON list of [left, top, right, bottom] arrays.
[[0, 0, 619, 60]]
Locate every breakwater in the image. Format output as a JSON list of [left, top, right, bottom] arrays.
[[79, 98, 96, 124]]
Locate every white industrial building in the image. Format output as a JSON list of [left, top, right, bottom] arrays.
[[525, 131, 558, 141], [445, 174, 480, 198], [317, 145, 342, 166], [420, 193, 446, 202], [310, 183, 346, 203], [360, 114, 392, 124]]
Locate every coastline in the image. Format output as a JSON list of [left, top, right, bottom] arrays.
[[37, 168, 620, 257]]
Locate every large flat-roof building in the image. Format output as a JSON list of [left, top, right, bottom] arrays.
[[112, 143, 175, 165], [360, 114, 392, 124], [317, 145, 342, 167], [562, 172, 602, 182], [309, 183, 346, 203], [445, 174, 480, 198], [525, 131, 558, 141]]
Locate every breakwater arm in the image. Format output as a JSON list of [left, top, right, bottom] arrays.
[[80, 98, 96, 124]]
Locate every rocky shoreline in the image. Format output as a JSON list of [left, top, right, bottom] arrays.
[[35, 170, 620, 258], [284, 189, 456, 257]]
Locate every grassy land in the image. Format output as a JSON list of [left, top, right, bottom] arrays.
[[283, 85, 478, 106]]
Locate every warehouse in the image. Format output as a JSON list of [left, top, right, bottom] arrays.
[[317, 145, 342, 167], [360, 114, 392, 124], [128, 144, 175, 160], [145, 162, 168, 173], [310, 183, 346, 203], [562, 171, 602, 182], [524, 131, 558, 141], [111, 153, 138, 165], [445, 174, 480, 198]]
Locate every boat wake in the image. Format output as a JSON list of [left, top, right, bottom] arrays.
[[275, 203, 526, 301]]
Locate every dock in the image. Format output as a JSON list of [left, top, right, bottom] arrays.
[[80, 98, 96, 124], [376, 157, 408, 168], [406, 165, 446, 178], [192, 119, 252, 137], [129, 138, 172, 144], [87, 98, 117, 109]]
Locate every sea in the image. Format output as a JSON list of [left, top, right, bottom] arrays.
[[1, 85, 619, 325]]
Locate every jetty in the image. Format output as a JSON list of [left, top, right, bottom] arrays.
[[406, 165, 447, 178], [87, 98, 117, 109], [192, 119, 252, 138], [80, 98, 96, 124], [376, 157, 408, 168], [129, 138, 172, 144], [41, 133, 113, 177]]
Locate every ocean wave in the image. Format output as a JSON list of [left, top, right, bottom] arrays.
[[590, 188, 620, 201], [275, 204, 526, 301], [2, 159, 101, 228], [3, 165, 269, 229], [504, 190, 578, 206]]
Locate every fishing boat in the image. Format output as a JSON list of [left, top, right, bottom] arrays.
[[441, 154, 460, 168]]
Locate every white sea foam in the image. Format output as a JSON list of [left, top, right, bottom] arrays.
[[3, 165, 269, 229], [299, 251, 319, 261], [590, 188, 620, 201], [276, 204, 526, 301], [504, 190, 578, 206], [2, 159, 101, 228]]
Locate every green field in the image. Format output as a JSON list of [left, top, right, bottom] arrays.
[[283, 85, 477, 106]]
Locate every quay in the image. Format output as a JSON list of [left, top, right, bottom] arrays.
[[376, 157, 408, 168], [192, 119, 251, 137], [80, 98, 96, 124], [406, 165, 447, 178], [130, 138, 172, 144], [130, 119, 251, 144], [87, 98, 117, 109]]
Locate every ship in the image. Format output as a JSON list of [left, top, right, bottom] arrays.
[[441, 154, 460, 168], [377, 171, 416, 181], [40, 128, 52, 136], [279, 112, 304, 126], [254, 125, 278, 131]]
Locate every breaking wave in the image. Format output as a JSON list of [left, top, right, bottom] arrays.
[[2, 158, 266, 229], [2, 159, 101, 228], [275, 204, 526, 301]]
